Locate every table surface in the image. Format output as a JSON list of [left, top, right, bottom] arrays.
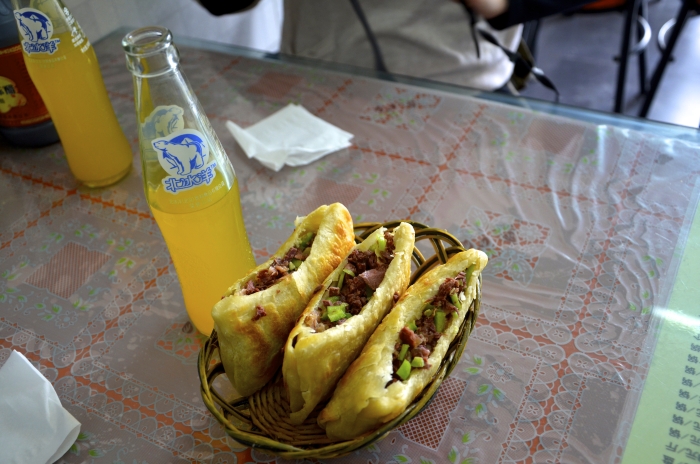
[[2, 30, 700, 464]]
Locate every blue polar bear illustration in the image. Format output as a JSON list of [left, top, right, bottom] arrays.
[[15, 11, 51, 43], [141, 106, 184, 141], [153, 133, 207, 176], [154, 108, 183, 138]]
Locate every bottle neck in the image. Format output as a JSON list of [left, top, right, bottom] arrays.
[[123, 26, 180, 78]]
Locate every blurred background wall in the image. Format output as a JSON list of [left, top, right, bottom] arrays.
[[62, 0, 283, 52]]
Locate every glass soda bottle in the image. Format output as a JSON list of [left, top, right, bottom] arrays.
[[122, 26, 256, 335], [11, 0, 132, 186]]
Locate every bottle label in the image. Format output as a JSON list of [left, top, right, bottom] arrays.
[[152, 129, 218, 194], [14, 8, 61, 55], [0, 44, 51, 128]]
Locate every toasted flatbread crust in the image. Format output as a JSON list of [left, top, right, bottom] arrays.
[[211, 203, 354, 397], [318, 249, 488, 440], [283, 222, 415, 425]]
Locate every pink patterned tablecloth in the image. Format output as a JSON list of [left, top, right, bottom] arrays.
[[2, 32, 700, 464]]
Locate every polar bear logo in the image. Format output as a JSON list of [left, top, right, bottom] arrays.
[[14, 10, 52, 43], [153, 132, 208, 176]]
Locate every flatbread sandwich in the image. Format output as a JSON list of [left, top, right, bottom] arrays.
[[283, 222, 415, 424], [317, 249, 488, 440], [211, 203, 355, 397]]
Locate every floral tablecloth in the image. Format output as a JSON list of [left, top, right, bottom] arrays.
[[2, 32, 700, 464]]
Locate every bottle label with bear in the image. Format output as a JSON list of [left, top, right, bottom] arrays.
[[141, 105, 219, 195]]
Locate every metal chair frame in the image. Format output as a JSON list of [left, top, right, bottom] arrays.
[[615, 0, 652, 113], [639, 0, 699, 119]]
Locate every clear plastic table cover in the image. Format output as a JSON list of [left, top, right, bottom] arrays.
[[1, 32, 699, 464]]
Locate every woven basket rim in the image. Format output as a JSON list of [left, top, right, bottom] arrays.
[[198, 220, 481, 459]]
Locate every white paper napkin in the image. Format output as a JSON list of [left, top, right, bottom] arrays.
[[0, 350, 81, 464], [226, 104, 353, 171]]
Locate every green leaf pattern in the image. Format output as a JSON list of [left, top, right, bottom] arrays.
[[69, 430, 110, 459], [72, 223, 99, 240], [39, 232, 64, 252], [627, 253, 660, 316], [365, 442, 380, 453], [463, 354, 509, 429], [0, 257, 33, 305], [492, 388, 504, 401], [448, 446, 458, 463], [446, 430, 481, 464], [108, 236, 138, 280]]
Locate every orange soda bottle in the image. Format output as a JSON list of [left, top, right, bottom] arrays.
[[122, 26, 256, 335], [11, 0, 132, 186]]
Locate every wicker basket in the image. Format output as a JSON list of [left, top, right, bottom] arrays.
[[198, 221, 482, 459]]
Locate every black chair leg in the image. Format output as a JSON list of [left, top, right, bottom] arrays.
[[636, 0, 649, 94], [639, 0, 692, 118], [615, 0, 640, 113], [522, 19, 541, 60]]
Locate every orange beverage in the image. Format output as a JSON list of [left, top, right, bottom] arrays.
[[148, 176, 256, 334], [13, 0, 131, 186], [124, 26, 256, 334]]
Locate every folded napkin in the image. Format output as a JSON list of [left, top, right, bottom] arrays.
[[0, 350, 81, 464], [226, 104, 353, 171]]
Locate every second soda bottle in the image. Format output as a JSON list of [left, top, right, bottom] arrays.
[[122, 26, 256, 335], [12, 0, 132, 186]]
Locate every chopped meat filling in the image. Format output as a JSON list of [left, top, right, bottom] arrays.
[[252, 305, 267, 321], [388, 267, 470, 385], [306, 231, 396, 333], [360, 267, 387, 290], [240, 234, 315, 296], [430, 277, 463, 313], [305, 312, 327, 333], [399, 326, 422, 348]]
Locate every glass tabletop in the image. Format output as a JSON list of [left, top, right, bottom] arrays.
[[1, 28, 699, 464]]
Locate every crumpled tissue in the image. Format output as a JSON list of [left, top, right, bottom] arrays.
[[226, 104, 353, 171], [0, 350, 81, 464]]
